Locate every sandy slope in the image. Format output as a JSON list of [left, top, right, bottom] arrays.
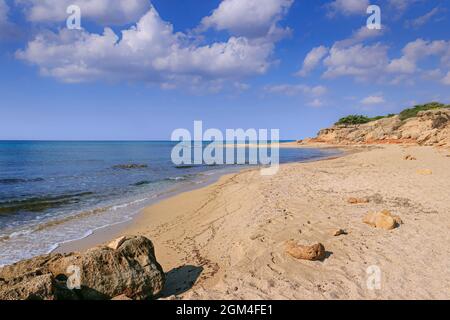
[[124, 145, 450, 300]]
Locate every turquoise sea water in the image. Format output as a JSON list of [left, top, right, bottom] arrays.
[[0, 141, 339, 265]]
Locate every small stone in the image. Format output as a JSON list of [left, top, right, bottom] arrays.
[[347, 197, 369, 204], [285, 241, 326, 261], [363, 210, 401, 230], [332, 229, 347, 236], [416, 169, 432, 175], [404, 155, 417, 160], [250, 233, 263, 240]]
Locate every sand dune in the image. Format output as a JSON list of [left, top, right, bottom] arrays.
[[121, 145, 450, 299]]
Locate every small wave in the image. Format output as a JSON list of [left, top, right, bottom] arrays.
[[167, 176, 187, 181], [175, 165, 198, 169], [0, 177, 44, 185], [0, 192, 94, 216], [15, 197, 149, 235]]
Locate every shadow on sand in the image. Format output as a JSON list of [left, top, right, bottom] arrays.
[[160, 265, 203, 298]]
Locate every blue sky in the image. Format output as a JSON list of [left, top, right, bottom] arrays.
[[0, 0, 449, 140]]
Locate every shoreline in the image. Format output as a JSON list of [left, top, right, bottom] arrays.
[[44, 143, 450, 299], [55, 144, 346, 255]]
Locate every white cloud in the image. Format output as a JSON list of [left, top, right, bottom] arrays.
[[0, 0, 17, 39], [405, 7, 442, 28], [0, 0, 9, 24], [264, 84, 327, 96], [361, 95, 385, 105], [301, 31, 450, 85], [200, 0, 293, 38], [16, 0, 151, 25], [16, 6, 283, 87], [388, 0, 421, 12], [334, 26, 385, 48], [296, 46, 329, 77], [323, 43, 389, 79], [387, 39, 450, 74], [307, 98, 325, 108], [326, 0, 369, 16], [443, 72, 450, 86]]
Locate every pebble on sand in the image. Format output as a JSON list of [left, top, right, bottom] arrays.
[[285, 240, 326, 261], [363, 210, 402, 230]]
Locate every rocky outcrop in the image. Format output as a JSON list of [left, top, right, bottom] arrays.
[[0, 236, 165, 300], [301, 109, 450, 146]]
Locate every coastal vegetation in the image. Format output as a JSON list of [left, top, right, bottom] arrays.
[[335, 102, 450, 125]]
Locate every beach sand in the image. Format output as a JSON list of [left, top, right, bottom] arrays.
[[60, 144, 450, 299]]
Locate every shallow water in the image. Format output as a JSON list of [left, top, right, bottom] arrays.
[[0, 141, 339, 266]]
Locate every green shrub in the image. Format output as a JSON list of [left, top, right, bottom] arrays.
[[398, 102, 449, 121], [335, 102, 449, 126], [335, 115, 372, 125]]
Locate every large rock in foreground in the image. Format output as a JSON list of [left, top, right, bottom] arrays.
[[0, 236, 165, 300]]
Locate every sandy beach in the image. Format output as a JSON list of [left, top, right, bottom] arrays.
[[71, 144, 447, 300]]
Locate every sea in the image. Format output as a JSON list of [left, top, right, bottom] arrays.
[[0, 141, 340, 266]]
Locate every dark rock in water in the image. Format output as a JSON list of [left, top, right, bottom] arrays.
[[0, 236, 165, 300], [132, 180, 151, 186], [112, 164, 148, 170]]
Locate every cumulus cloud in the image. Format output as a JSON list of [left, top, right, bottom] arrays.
[[323, 43, 389, 79], [264, 84, 327, 96], [326, 0, 369, 16], [200, 0, 293, 38], [16, 5, 283, 87], [387, 39, 450, 74], [361, 95, 385, 105], [299, 28, 450, 85], [16, 0, 151, 25], [296, 46, 329, 77]]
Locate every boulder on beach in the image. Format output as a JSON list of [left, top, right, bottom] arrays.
[[0, 236, 165, 300], [285, 240, 326, 261], [363, 210, 402, 230]]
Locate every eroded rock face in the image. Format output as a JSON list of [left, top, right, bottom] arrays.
[[311, 109, 450, 146], [285, 241, 326, 261], [0, 236, 165, 300]]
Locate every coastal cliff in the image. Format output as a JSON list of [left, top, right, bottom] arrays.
[[300, 103, 450, 147]]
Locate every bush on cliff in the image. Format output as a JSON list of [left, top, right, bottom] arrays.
[[335, 114, 395, 125], [398, 102, 450, 121]]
